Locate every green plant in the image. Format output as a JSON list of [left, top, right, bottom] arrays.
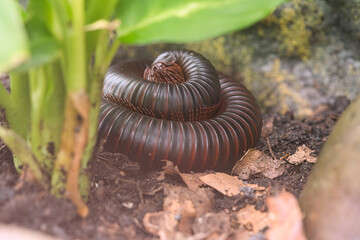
[[0, 0, 286, 216]]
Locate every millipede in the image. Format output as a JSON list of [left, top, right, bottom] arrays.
[[98, 49, 262, 171]]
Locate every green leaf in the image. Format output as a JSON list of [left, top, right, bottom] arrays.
[[0, 0, 29, 73], [86, 0, 119, 24], [0, 125, 47, 188], [26, 0, 69, 41], [115, 0, 287, 44], [85, 0, 119, 59], [14, 16, 59, 72], [0, 79, 11, 112]]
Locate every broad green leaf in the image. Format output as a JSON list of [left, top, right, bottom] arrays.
[[27, 0, 60, 40], [27, 0, 69, 41], [115, 0, 287, 44], [14, 0, 69, 72], [14, 16, 59, 72], [0, 0, 29, 73], [0, 80, 11, 112], [86, 0, 119, 23]]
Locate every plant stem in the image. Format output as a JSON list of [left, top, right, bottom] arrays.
[[52, 0, 90, 216], [8, 72, 30, 139], [0, 81, 11, 111], [29, 67, 49, 172], [27, 63, 65, 174], [7, 72, 31, 170], [0, 126, 48, 189], [82, 37, 119, 169], [66, 0, 86, 92], [66, 92, 90, 217]]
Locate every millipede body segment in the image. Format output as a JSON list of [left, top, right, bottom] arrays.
[[98, 49, 262, 171]]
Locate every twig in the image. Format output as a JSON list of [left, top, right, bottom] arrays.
[[132, 181, 145, 217], [266, 137, 277, 160], [136, 181, 144, 205], [279, 153, 290, 161]]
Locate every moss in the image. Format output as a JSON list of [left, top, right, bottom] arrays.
[[258, 58, 312, 117], [327, 0, 360, 39], [186, 33, 257, 87], [185, 36, 232, 72], [263, 0, 324, 60], [187, 38, 314, 117]]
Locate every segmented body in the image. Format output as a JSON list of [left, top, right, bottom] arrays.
[[98, 50, 262, 171]]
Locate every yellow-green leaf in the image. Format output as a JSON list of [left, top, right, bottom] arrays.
[[115, 0, 287, 44], [0, 0, 29, 73], [0, 125, 47, 188]]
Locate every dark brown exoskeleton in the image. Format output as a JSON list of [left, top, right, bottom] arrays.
[[98, 49, 262, 171]]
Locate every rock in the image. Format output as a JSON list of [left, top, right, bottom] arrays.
[[326, 0, 360, 39], [299, 95, 360, 239]]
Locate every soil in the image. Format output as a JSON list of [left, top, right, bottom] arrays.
[[0, 88, 350, 239]]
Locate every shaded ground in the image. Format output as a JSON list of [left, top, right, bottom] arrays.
[[0, 95, 350, 239]]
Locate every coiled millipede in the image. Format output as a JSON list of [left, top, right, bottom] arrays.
[[98, 49, 262, 171]]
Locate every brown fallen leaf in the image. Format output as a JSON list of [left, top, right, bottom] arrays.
[[235, 205, 270, 233], [156, 160, 177, 181], [161, 160, 179, 176], [193, 212, 232, 239], [194, 206, 269, 239], [143, 184, 214, 238], [179, 172, 207, 192], [143, 211, 178, 238], [265, 191, 307, 240], [193, 212, 251, 240], [287, 145, 317, 165], [164, 184, 214, 218], [161, 160, 206, 191], [199, 172, 265, 197], [163, 160, 206, 192], [232, 149, 286, 180]]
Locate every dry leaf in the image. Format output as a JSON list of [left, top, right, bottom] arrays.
[[143, 184, 214, 238], [232, 149, 286, 180], [193, 212, 251, 240], [161, 160, 206, 191], [228, 231, 253, 240], [157, 160, 178, 181], [193, 212, 232, 239], [287, 145, 317, 165], [199, 172, 265, 197], [178, 172, 207, 192], [265, 191, 307, 240], [163, 185, 214, 217], [143, 211, 178, 238], [235, 205, 270, 233], [162, 160, 179, 175]]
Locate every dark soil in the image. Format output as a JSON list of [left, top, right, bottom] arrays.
[[0, 95, 350, 239]]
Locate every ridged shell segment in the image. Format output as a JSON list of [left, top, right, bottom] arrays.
[[99, 49, 262, 171]]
